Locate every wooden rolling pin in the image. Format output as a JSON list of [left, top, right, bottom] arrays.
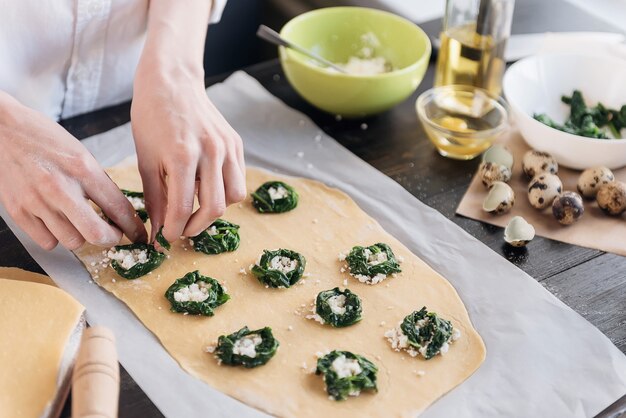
[[72, 326, 119, 418]]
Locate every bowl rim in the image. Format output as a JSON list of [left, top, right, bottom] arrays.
[[503, 52, 626, 143], [416, 84, 510, 139], [279, 6, 432, 80]]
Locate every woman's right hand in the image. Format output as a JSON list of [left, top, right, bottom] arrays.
[[0, 92, 147, 251]]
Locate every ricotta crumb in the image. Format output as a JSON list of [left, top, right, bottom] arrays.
[[337, 252, 347, 261], [416, 370, 426, 377], [232, 334, 263, 358], [327, 294, 347, 315], [173, 281, 211, 303], [331, 355, 362, 379], [239, 268, 247, 275], [268, 256, 298, 273], [126, 195, 145, 211], [204, 345, 216, 353], [107, 247, 148, 270], [343, 279, 348, 286], [268, 186, 289, 201]]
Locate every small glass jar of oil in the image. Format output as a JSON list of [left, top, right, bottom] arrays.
[[435, 0, 515, 97]]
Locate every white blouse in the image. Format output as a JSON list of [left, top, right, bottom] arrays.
[[0, 0, 226, 120]]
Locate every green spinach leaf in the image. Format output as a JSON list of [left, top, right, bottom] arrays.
[[215, 326, 279, 368], [121, 190, 149, 222], [315, 287, 362, 327], [108, 243, 165, 280], [251, 181, 298, 213], [165, 270, 229, 316], [315, 350, 378, 401], [251, 249, 306, 288], [345, 243, 401, 280], [190, 219, 240, 254], [400, 307, 453, 359], [155, 226, 171, 250]]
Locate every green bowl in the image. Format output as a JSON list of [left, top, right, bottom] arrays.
[[279, 7, 431, 117]]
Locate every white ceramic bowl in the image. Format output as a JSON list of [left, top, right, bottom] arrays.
[[503, 53, 626, 170]]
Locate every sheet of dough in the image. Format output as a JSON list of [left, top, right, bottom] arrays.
[[75, 164, 486, 417], [0, 276, 84, 418]]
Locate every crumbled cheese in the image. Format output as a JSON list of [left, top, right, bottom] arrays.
[[287, 325, 293, 331], [111, 278, 116, 283], [340, 267, 346, 273], [207, 226, 219, 236], [312, 218, 319, 224], [107, 247, 149, 270], [397, 255, 405, 263], [452, 328, 462, 341], [337, 56, 390, 75], [343, 279, 348, 286], [331, 355, 362, 379], [364, 248, 388, 266], [204, 345, 216, 353], [384, 327, 409, 351], [416, 370, 426, 377], [173, 281, 211, 303], [301, 362, 308, 370], [90, 261, 96, 267], [232, 334, 263, 358], [379, 321, 386, 327], [239, 268, 247, 275], [337, 252, 347, 261], [327, 294, 347, 315], [353, 273, 387, 285], [269, 256, 297, 273], [268, 186, 289, 201], [126, 195, 145, 211]]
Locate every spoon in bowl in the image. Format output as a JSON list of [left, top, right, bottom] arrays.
[[256, 25, 347, 74]]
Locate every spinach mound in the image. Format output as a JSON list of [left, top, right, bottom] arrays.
[[251, 249, 306, 288], [400, 307, 453, 359], [164, 271, 229, 316], [315, 288, 362, 327], [251, 181, 298, 213], [191, 219, 240, 255], [345, 243, 401, 278], [315, 350, 378, 401], [215, 326, 279, 368], [121, 190, 149, 222], [109, 243, 165, 280]]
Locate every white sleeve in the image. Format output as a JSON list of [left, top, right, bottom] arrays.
[[209, 0, 228, 24]]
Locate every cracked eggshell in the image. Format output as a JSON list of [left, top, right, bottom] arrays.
[[596, 181, 626, 215], [552, 191, 584, 225], [577, 167, 615, 199], [478, 162, 512, 188], [522, 150, 558, 178], [528, 173, 563, 210], [482, 144, 514, 170], [482, 181, 515, 215], [504, 216, 535, 247]]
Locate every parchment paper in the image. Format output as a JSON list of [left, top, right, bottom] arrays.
[[1, 72, 625, 417], [457, 130, 626, 256]]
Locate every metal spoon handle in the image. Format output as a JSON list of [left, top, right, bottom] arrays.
[[256, 25, 347, 73]]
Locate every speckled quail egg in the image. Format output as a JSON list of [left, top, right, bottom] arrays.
[[596, 181, 626, 215], [482, 144, 514, 170], [478, 161, 512, 188], [528, 173, 563, 210], [504, 216, 535, 247], [522, 150, 558, 178], [552, 191, 584, 225], [482, 181, 515, 215], [577, 167, 615, 199]]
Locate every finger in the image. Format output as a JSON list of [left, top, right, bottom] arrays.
[[40, 210, 86, 251], [162, 161, 197, 242], [222, 155, 247, 206], [183, 159, 226, 237], [139, 163, 167, 242], [16, 212, 59, 251], [58, 195, 123, 247], [84, 171, 147, 243]]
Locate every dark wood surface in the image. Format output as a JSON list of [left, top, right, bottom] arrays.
[[1, 1, 625, 417]]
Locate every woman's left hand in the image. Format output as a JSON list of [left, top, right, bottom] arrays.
[[131, 67, 246, 243]]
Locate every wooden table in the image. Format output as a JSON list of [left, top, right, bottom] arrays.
[[2, 1, 625, 416]]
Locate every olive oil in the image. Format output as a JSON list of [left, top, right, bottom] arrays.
[[425, 113, 498, 159], [434, 23, 507, 97]]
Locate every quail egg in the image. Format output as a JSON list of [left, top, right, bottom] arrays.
[[478, 161, 512, 188], [552, 191, 584, 225], [482, 144, 514, 170], [596, 181, 626, 215], [577, 167, 615, 199], [482, 181, 515, 215], [528, 173, 563, 210], [504, 216, 535, 247], [522, 150, 558, 178]]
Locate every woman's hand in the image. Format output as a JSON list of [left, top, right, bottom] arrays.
[[131, 67, 246, 243], [0, 93, 147, 250]]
